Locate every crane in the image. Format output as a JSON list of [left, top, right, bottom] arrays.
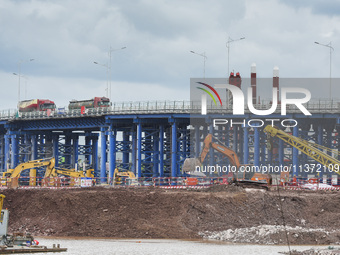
[[264, 125, 340, 175]]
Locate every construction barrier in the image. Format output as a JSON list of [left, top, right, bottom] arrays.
[[0, 175, 339, 191]]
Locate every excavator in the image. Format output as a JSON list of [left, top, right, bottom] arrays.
[[183, 134, 272, 189], [113, 168, 139, 186], [1, 158, 56, 188], [1, 157, 94, 188]]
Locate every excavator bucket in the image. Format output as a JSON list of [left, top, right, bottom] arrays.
[[182, 158, 201, 173]]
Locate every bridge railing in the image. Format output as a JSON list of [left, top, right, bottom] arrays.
[[0, 99, 339, 120]]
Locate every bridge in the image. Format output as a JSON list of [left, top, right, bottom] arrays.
[[0, 99, 339, 182]]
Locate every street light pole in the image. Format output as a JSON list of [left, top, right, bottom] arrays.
[[16, 59, 34, 105], [13, 73, 28, 99], [108, 46, 126, 101], [314, 41, 334, 99], [226, 36, 245, 75], [190, 51, 207, 78], [94, 61, 109, 97]]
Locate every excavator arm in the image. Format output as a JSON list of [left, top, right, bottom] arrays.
[[0, 194, 5, 212], [199, 134, 241, 167], [54, 169, 85, 178], [264, 125, 340, 175], [4, 158, 55, 178]]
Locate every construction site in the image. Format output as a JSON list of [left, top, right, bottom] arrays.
[[0, 66, 339, 254]]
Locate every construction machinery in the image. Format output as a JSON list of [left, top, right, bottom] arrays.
[[1, 158, 94, 188], [183, 134, 272, 188], [2, 158, 56, 188], [264, 125, 340, 177], [48, 168, 94, 178], [0, 194, 67, 252], [113, 168, 139, 186]]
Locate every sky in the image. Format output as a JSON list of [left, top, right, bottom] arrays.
[[0, 0, 340, 110]]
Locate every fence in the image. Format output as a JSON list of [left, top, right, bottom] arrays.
[[1, 175, 340, 190]]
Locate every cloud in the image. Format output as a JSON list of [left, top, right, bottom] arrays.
[[0, 0, 339, 111]]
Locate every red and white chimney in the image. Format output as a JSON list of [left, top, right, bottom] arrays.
[[251, 63, 256, 104], [273, 66, 279, 103]]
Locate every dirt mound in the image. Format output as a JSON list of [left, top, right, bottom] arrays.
[[201, 184, 244, 193], [1, 187, 340, 244]]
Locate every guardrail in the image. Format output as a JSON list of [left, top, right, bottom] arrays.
[[0, 99, 340, 121]]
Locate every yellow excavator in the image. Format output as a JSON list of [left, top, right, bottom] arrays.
[[183, 134, 272, 189], [1, 158, 94, 188], [113, 168, 139, 186], [1, 158, 56, 188], [47, 168, 94, 178]]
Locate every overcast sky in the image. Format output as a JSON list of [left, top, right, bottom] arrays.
[[0, 0, 340, 110]]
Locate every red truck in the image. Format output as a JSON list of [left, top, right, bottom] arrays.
[[68, 97, 111, 110], [18, 99, 56, 112]]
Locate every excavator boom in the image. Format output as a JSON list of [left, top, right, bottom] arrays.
[[200, 134, 241, 167], [5, 158, 55, 178]]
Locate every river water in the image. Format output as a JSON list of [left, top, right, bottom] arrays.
[[18, 237, 327, 255]]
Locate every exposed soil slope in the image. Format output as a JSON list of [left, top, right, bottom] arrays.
[[2, 185, 340, 244]]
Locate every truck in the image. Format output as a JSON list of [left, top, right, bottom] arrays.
[[18, 99, 56, 112], [68, 97, 111, 110]]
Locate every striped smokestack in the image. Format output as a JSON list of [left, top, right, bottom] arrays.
[[251, 63, 256, 104], [273, 66, 279, 103]]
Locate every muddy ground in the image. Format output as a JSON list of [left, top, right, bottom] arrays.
[[2, 185, 340, 245]]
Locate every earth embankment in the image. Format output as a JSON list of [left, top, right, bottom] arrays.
[[2, 185, 340, 245]]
